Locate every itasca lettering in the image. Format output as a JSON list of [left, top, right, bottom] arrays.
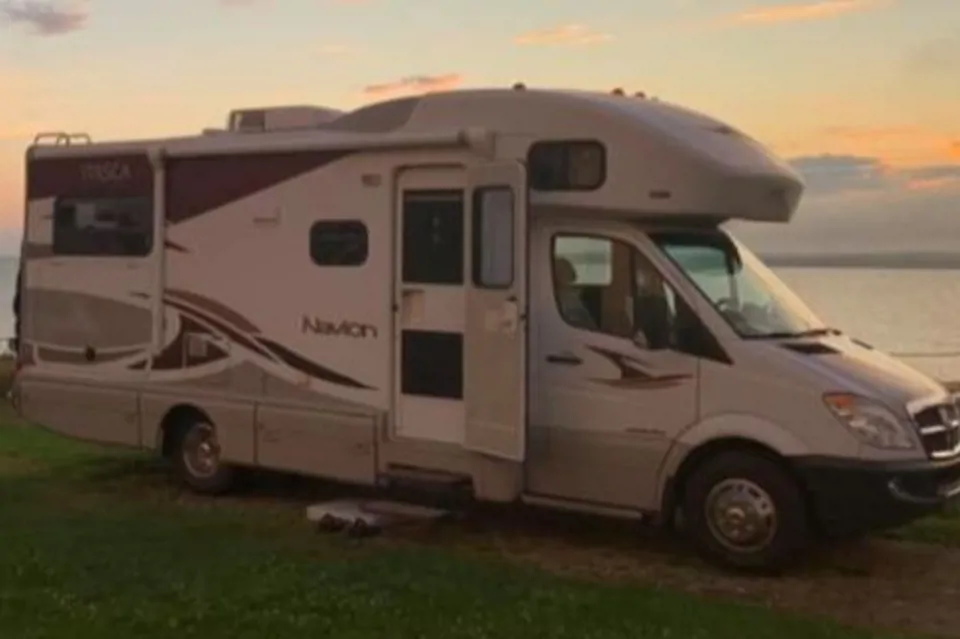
[[301, 316, 377, 339], [80, 161, 132, 183]]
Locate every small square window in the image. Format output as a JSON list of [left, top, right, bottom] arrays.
[[310, 220, 368, 266]]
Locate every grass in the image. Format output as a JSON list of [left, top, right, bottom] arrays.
[[0, 406, 923, 639], [1, 353, 958, 638]]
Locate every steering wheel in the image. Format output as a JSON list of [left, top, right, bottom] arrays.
[[714, 297, 754, 333], [715, 297, 736, 312]]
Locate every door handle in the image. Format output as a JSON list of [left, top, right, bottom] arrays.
[[546, 352, 582, 365]]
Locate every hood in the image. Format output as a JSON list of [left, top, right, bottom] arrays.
[[760, 334, 950, 411]]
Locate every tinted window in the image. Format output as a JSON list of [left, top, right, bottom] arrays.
[[52, 196, 153, 257], [402, 190, 464, 285], [471, 187, 514, 288], [310, 220, 368, 266], [528, 141, 605, 191]]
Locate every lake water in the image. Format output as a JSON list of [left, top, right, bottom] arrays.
[[0, 257, 957, 381]]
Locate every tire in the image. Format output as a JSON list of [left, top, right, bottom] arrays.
[[681, 450, 811, 573], [170, 416, 236, 495]]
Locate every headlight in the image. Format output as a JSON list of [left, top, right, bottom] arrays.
[[823, 392, 917, 450]]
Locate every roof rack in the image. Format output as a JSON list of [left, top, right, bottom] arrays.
[[32, 131, 92, 146]]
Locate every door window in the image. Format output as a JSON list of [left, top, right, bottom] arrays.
[[551, 234, 683, 350], [401, 190, 464, 285]]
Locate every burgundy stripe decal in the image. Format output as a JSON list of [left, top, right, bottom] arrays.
[[165, 150, 354, 224]]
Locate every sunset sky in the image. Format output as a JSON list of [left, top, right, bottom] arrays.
[[1, 0, 958, 254]]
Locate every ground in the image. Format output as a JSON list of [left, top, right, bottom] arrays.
[[2, 362, 960, 638], [3, 402, 960, 639]]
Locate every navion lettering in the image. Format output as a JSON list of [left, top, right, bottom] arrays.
[[79, 161, 132, 183], [301, 316, 378, 339]]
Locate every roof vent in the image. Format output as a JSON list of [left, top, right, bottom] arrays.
[[227, 105, 344, 133]]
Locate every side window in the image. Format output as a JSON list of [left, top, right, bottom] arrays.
[[471, 187, 514, 288], [309, 220, 368, 266], [52, 196, 153, 257], [551, 234, 682, 349], [402, 190, 464, 285], [528, 141, 605, 191]]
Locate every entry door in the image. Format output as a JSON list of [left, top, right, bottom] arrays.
[[394, 167, 469, 444], [463, 161, 528, 462]]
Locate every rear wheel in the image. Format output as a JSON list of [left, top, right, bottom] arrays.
[[171, 416, 236, 495], [681, 450, 812, 573]]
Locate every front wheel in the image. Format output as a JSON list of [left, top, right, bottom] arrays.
[[171, 417, 236, 495], [681, 450, 812, 573]]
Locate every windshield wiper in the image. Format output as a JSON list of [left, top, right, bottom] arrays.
[[745, 327, 842, 340]]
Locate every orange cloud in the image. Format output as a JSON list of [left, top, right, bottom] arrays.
[[722, 0, 887, 26], [775, 124, 960, 169], [514, 24, 613, 46], [361, 73, 463, 97], [820, 124, 918, 140]]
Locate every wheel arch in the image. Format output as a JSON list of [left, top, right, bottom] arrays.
[[157, 403, 213, 458], [656, 414, 813, 527]]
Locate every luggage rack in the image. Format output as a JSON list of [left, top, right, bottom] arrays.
[[32, 131, 92, 146]]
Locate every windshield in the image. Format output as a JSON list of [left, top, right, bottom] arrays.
[[648, 229, 830, 339]]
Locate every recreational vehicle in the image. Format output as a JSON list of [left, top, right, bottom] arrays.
[[12, 86, 960, 571]]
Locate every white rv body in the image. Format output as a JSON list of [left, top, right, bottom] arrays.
[[14, 87, 960, 571]]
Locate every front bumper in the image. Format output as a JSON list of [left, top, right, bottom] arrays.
[[793, 455, 960, 538]]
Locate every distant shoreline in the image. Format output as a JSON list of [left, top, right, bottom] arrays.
[[760, 253, 960, 270]]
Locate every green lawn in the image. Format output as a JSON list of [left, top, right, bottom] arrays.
[[0, 405, 926, 639]]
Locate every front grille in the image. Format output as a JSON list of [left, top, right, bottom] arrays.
[[913, 399, 960, 459]]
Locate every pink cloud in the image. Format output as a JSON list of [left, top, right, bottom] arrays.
[[721, 0, 888, 27], [514, 24, 613, 46], [362, 73, 463, 97]]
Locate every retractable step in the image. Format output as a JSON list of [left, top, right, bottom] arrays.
[[379, 466, 472, 493]]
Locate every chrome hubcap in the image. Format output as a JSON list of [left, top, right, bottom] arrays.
[[704, 478, 777, 552], [182, 423, 220, 478]]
